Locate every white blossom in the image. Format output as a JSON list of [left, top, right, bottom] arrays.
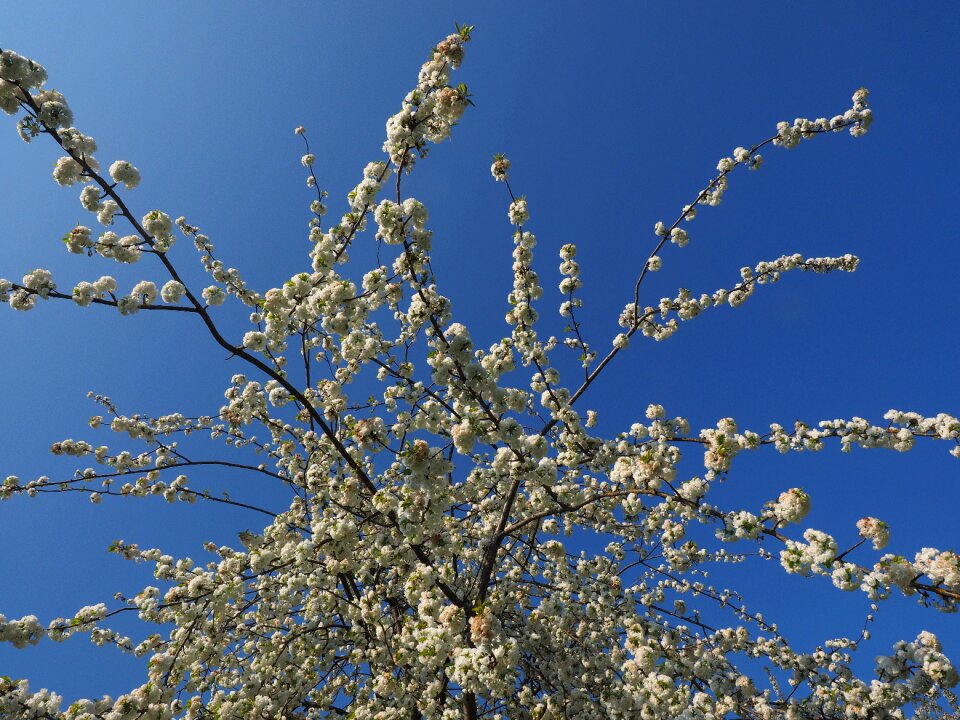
[[108, 160, 140, 189]]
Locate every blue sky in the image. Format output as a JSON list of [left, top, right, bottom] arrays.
[[1, 1, 958, 704]]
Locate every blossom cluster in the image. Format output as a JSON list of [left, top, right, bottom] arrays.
[[381, 25, 473, 169], [774, 87, 874, 148], [616, 253, 859, 344]]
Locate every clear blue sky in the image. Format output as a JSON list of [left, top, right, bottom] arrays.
[[1, 1, 958, 703]]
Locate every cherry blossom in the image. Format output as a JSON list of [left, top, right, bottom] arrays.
[[0, 31, 957, 720]]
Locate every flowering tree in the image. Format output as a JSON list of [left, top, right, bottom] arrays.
[[1, 24, 959, 720]]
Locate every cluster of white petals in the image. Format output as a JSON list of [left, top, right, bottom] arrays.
[[108, 160, 140, 190], [490, 153, 509, 181], [857, 516, 891, 550]]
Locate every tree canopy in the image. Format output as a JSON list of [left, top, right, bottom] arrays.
[[1, 7, 958, 720]]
